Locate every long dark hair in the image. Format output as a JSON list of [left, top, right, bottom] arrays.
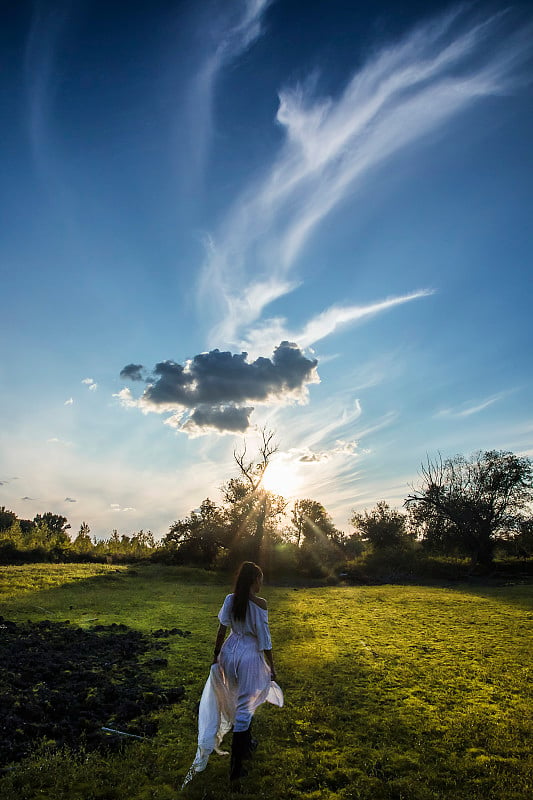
[[232, 561, 262, 621]]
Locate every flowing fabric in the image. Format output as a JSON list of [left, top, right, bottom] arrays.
[[182, 594, 284, 787]]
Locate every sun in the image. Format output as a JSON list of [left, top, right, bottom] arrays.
[[262, 458, 303, 498]]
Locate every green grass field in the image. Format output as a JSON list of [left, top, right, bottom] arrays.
[[0, 564, 531, 799]]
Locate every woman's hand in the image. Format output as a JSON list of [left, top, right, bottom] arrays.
[[264, 649, 276, 681]]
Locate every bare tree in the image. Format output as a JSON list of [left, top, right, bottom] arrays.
[[232, 427, 280, 563], [233, 427, 278, 491]]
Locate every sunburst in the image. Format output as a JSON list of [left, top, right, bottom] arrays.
[[261, 458, 302, 498]]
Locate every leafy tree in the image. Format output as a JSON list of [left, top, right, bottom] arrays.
[[73, 522, 93, 554], [343, 531, 365, 560], [164, 498, 227, 567], [0, 507, 17, 532], [221, 478, 286, 568], [33, 513, 71, 541], [25, 523, 51, 548], [405, 450, 533, 566], [515, 518, 533, 556], [291, 501, 305, 548], [0, 520, 23, 547], [162, 428, 286, 569], [106, 529, 122, 553], [130, 529, 155, 558], [19, 518, 34, 535], [292, 499, 341, 545], [350, 501, 409, 550], [0, 509, 72, 560], [292, 498, 344, 576]]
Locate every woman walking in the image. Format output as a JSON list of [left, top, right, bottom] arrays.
[[183, 562, 283, 786]]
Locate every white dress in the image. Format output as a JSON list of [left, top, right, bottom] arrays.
[[183, 594, 284, 784]]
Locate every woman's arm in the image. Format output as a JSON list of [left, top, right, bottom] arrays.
[[263, 649, 276, 681], [212, 623, 227, 664]]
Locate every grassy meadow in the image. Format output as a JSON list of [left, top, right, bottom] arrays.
[[0, 564, 531, 799]]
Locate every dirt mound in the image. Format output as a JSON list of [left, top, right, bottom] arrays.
[[0, 616, 188, 768]]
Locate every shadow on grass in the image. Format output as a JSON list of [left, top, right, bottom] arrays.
[[0, 563, 228, 621], [448, 581, 533, 611]]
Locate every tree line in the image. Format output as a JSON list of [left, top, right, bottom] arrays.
[[1, 447, 532, 576]]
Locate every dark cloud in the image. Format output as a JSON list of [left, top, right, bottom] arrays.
[[183, 405, 254, 434], [299, 453, 324, 462], [120, 341, 318, 434], [142, 341, 317, 407], [64, 497, 77, 503], [120, 364, 145, 381]]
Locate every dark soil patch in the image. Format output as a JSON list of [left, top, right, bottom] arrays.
[[0, 617, 190, 768]]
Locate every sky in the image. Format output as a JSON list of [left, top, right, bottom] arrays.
[[1, 0, 532, 539]]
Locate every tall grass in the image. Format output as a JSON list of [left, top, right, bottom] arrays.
[[0, 564, 531, 799]]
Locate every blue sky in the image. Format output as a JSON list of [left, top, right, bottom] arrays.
[[1, 0, 532, 539]]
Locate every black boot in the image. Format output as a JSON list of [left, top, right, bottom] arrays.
[[230, 731, 248, 781], [244, 721, 258, 757]]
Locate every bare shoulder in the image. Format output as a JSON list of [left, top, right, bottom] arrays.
[[250, 595, 267, 610]]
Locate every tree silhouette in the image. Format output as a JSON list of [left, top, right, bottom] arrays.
[[0, 507, 16, 532], [405, 450, 533, 566], [165, 499, 226, 567], [232, 427, 282, 564], [351, 501, 408, 550]]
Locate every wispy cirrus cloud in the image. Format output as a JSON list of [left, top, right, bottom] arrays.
[[200, 6, 532, 346], [434, 392, 507, 419], [178, 0, 273, 184], [206, 0, 273, 66], [239, 289, 434, 357], [24, 1, 70, 168]]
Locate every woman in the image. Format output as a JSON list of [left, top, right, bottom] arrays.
[[184, 562, 283, 785]]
